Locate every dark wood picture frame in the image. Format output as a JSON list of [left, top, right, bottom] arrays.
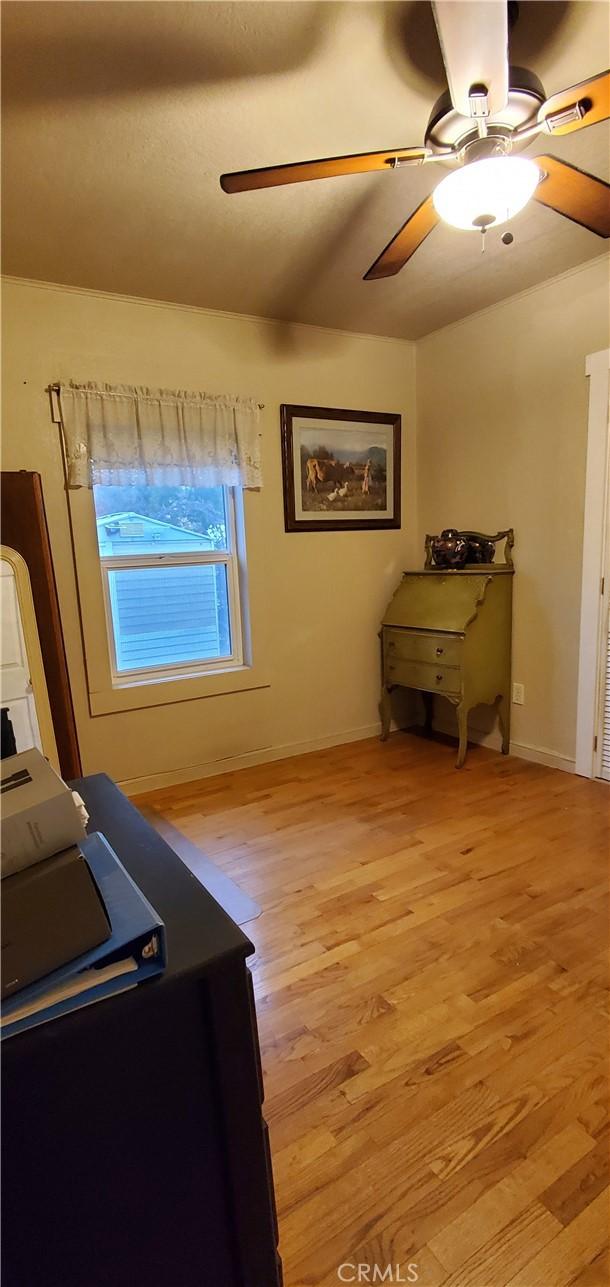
[[280, 404, 401, 533]]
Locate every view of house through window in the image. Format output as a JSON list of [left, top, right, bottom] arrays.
[[93, 484, 243, 678]]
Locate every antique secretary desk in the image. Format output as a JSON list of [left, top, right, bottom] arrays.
[[380, 530, 514, 768]]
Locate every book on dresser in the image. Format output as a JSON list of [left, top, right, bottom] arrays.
[[1, 832, 166, 1039]]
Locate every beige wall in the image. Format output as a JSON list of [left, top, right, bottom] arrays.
[[416, 256, 610, 767], [1, 278, 416, 789], [4, 258, 608, 786]]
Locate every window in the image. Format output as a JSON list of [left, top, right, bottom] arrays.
[[93, 484, 243, 682]]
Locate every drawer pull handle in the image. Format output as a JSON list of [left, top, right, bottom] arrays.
[[436, 673, 443, 683], [435, 647, 444, 656]]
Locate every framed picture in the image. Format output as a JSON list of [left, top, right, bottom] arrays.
[[280, 404, 401, 532]]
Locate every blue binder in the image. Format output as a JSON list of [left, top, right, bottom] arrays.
[[1, 832, 166, 1040]]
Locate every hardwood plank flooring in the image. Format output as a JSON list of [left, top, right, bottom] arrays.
[[135, 733, 610, 1287]]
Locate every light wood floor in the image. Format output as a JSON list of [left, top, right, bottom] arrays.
[[137, 734, 610, 1287]]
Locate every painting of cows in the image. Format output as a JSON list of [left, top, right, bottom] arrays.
[[280, 405, 401, 532], [301, 446, 386, 512]]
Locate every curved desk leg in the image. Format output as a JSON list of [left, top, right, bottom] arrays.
[[379, 686, 392, 742], [456, 704, 469, 769], [497, 693, 510, 755]]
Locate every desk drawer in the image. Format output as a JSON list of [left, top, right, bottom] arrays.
[[385, 655, 462, 696], [384, 628, 462, 668]]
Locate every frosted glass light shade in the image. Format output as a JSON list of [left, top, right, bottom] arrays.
[[432, 156, 540, 230]]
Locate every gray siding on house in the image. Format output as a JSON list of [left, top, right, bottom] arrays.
[[109, 565, 230, 671], [97, 512, 213, 557]]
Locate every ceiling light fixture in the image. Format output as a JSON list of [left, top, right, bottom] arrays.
[[432, 156, 541, 231]]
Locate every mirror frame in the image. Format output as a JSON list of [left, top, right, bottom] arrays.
[[1, 544, 60, 773]]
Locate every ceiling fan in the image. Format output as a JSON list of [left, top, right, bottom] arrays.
[[220, 1, 610, 278]]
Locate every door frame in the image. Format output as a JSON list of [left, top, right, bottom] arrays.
[[575, 348, 610, 778]]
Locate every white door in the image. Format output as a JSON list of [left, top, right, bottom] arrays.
[[0, 557, 43, 755], [596, 481, 610, 781], [600, 616, 610, 780]]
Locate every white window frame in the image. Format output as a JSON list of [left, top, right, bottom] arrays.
[[575, 348, 610, 778], [66, 477, 271, 718], [97, 487, 244, 686]]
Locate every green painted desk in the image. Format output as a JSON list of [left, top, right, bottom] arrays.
[[380, 565, 514, 768]]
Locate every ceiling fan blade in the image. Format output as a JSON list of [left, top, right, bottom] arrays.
[[432, 0, 508, 118], [363, 196, 438, 280], [539, 69, 609, 137], [534, 156, 610, 237], [220, 147, 429, 193]]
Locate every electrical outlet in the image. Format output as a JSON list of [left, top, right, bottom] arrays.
[[512, 682, 525, 705]]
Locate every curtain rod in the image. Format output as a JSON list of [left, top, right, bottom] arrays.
[[46, 383, 264, 410], [47, 384, 62, 425]]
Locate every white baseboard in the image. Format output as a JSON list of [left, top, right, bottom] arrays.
[[432, 714, 575, 774], [509, 741, 575, 774], [120, 722, 381, 796], [121, 715, 576, 797]]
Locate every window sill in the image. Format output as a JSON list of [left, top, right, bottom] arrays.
[[88, 663, 270, 716]]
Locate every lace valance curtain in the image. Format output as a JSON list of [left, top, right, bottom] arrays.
[[59, 381, 263, 489]]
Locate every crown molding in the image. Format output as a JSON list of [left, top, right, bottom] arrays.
[[0, 274, 416, 350]]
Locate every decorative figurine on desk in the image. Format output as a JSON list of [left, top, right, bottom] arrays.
[[430, 528, 469, 568], [465, 534, 496, 564], [425, 528, 514, 569]]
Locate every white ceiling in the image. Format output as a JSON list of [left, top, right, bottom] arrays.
[[2, 1, 608, 339]]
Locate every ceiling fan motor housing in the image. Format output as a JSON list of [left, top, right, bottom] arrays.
[[463, 135, 511, 163], [425, 66, 546, 166]]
